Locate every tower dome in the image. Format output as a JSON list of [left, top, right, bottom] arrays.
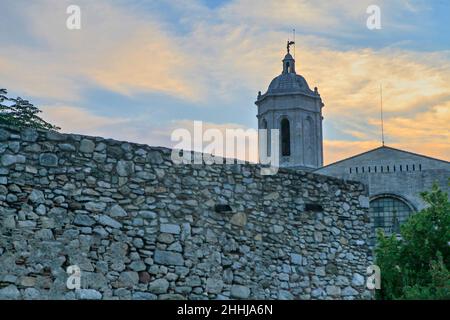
[[258, 51, 317, 102], [266, 73, 313, 95]]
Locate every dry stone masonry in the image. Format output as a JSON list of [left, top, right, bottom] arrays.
[[0, 125, 373, 300]]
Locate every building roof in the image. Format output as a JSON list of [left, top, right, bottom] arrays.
[[315, 145, 450, 171], [266, 72, 314, 95]]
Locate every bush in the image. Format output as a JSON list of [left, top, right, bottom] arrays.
[[0, 88, 60, 130], [375, 183, 450, 299]]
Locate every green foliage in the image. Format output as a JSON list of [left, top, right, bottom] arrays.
[[0, 88, 60, 130], [402, 253, 450, 299], [375, 184, 450, 299]]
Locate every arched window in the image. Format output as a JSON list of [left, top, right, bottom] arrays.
[[370, 195, 414, 235], [281, 118, 290, 156]]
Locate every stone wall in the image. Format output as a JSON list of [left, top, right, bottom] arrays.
[[0, 125, 372, 300]]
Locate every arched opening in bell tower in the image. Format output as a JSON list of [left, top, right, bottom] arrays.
[[281, 118, 291, 156]]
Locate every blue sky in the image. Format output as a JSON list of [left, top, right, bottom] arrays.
[[1, 0, 449, 163]]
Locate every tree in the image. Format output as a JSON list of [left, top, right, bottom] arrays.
[[0, 88, 60, 130], [375, 183, 450, 299]]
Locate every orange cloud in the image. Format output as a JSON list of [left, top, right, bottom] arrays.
[[323, 140, 382, 165], [0, 0, 199, 102], [87, 29, 198, 100], [40, 105, 128, 136], [218, 0, 420, 34], [295, 48, 450, 163], [323, 139, 449, 166]]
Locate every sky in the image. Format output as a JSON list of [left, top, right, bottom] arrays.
[[0, 0, 449, 164]]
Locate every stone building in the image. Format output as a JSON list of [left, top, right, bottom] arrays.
[[255, 43, 324, 170], [314, 146, 450, 235], [257, 43, 450, 236]]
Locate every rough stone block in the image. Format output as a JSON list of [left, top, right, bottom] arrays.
[[160, 224, 181, 234], [230, 285, 250, 299], [149, 278, 169, 294], [79, 139, 95, 153], [154, 250, 184, 266], [75, 289, 102, 300], [39, 153, 58, 167], [230, 212, 247, 227]]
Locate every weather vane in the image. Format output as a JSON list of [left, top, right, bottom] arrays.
[[287, 40, 295, 54]]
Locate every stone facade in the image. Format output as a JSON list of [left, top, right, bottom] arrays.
[[315, 146, 450, 211], [0, 125, 372, 300]]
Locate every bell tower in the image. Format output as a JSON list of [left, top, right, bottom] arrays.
[[255, 42, 324, 171]]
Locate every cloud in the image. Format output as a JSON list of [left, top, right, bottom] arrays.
[[0, 0, 427, 103], [323, 140, 382, 164], [218, 0, 375, 32], [323, 99, 450, 164], [217, 0, 428, 36], [378, 102, 450, 160], [40, 105, 129, 136], [290, 46, 450, 163], [1, 0, 441, 104], [0, 0, 199, 102], [0, 54, 84, 101]]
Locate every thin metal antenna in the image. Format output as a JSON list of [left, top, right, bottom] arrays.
[[293, 28, 296, 59], [380, 83, 385, 146]]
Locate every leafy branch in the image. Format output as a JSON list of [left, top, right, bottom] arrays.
[[0, 88, 60, 131]]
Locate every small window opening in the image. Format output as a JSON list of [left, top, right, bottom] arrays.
[[215, 204, 232, 213], [305, 203, 324, 212]]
